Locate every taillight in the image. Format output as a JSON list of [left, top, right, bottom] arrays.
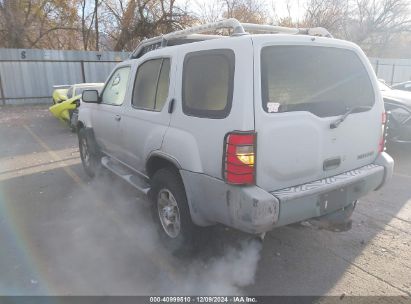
[[379, 112, 387, 153], [223, 132, 256, 185]]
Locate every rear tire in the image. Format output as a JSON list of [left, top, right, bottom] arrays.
[[150, 168, 199, 255], [69, 110, 78, 133], [78, 128, 101, 178]]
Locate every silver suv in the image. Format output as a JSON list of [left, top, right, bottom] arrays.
[[78, 19, 394, 252]]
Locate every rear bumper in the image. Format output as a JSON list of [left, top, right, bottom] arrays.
[[180, 153, 394, 234], [271, 154, 392, 227], [373, 152, 394, 189]]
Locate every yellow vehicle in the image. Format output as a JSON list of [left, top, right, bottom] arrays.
[[49, 94, 79, 125], [49, 83, 104, 131], [52, 85, 70, 104]]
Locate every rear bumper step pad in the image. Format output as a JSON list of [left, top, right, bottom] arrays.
[[271, 164, 384, 201]]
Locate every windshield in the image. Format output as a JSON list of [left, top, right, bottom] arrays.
[[261, 46, 375, 117]]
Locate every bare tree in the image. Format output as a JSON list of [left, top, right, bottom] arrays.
[[222, 0, 268, 23], [0, 1, 27, 48], [193, 0, 222, 23], [101, 0, 194, 51], [272, 0, 300, 27], [347, 0, 411, 55], [0, 0, 80, 49], [303, 0, 411, 55], [80, 0, 94, 50], [95, 0, 100, 50], [303, 0, 349, 33], [0, 0, 409, 56]]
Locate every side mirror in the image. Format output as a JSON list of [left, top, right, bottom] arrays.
[[82, 90, 100, 103]]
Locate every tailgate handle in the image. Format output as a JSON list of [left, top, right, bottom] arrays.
[[323, 157, 341, 171]]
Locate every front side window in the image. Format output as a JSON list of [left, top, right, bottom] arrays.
[[132, 58, 170, 111], [261, 46, 375, 117], [101, 66, 131, 106], [182, 49, 235, 119]]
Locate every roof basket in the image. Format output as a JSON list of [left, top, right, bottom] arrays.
[[130, 18, 332, 59]]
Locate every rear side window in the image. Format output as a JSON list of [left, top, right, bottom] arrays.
[[183, 49, 235, 119], [261, 46, 375, 117], [132, 58, 170, 111]]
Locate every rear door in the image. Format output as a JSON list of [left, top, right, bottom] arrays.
[[120, 55, 174, 173], [253, 37, 383, 191]]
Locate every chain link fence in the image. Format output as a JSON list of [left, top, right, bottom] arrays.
[[369, 57, 411, 86]]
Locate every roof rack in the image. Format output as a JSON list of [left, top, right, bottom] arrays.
[[130, 18, 332, 59]]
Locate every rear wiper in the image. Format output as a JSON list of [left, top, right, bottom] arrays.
[[330, 106, 372, 129]]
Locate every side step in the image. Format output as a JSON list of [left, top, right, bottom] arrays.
[[101, 156, 150, 195]]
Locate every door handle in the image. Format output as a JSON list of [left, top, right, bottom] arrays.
[[168, 98, 175, 114], [323, 157, 341, 171], [114, 115, 121, 121]]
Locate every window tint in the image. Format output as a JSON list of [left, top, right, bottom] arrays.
[[101, 66, 130, 106], [183, 49, 235, 118], [155, 59, 171, 111], [261, 46, 374, 117], [132, 58, 170, 111]]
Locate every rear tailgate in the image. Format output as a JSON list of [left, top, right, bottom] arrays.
[[252, 36, 384, 192]]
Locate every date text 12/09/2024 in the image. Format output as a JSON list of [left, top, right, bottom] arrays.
[[149, 297, 258, 303]]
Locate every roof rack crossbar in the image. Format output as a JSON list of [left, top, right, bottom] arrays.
[[130, 18, 332, 59], [241, 23, 332, 37], [131, 18, 245, 58], [241, 23, 299, 34]]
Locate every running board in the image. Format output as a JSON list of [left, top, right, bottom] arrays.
[[101, 156, 150, 195]]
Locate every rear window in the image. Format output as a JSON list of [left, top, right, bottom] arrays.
[[261, 46, 375, 117], [183, 49, 235, 119], [132, 58, 170, 111]]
